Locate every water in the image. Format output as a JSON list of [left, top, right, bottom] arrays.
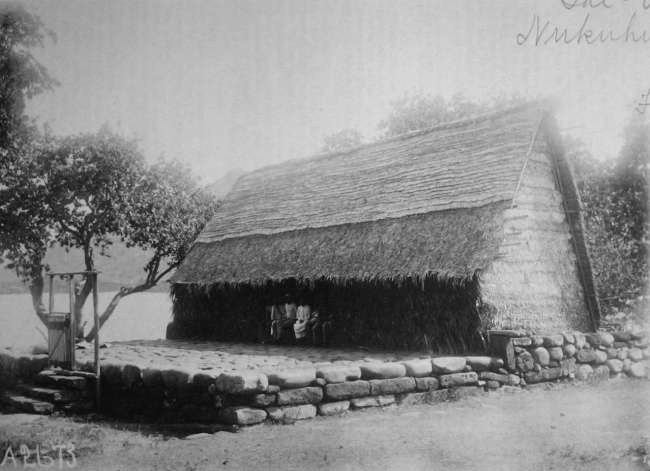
[[0, 291, 173, 350]]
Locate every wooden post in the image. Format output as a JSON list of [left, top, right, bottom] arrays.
[[92, 273, 100, 409], [68, 275, 76, 370], [48, 275, 54, 317], [48, 275, 54, 366]]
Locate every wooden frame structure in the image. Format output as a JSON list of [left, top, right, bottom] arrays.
[[46, 271, 101, 407]]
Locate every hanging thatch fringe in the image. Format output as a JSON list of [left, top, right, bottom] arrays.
[[172, 201, 508, 287], [170, 274, 486, 354]]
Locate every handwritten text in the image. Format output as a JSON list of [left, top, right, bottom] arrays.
[[518, 12, 650, 45], [1, 444, 76, 469]]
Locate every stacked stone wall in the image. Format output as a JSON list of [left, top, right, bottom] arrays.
[[1, 329, 648, 426]]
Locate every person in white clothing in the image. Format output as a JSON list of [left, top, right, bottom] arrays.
[[276, 295, 297, 340], [293, 299, 312, 343]]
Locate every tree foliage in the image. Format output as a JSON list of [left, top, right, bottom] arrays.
[[322, 91, 528, 151], [0, 2, 58, 152], [566, 113, 650, 327], [321, 128, 364, 152], [0, 3, 58, 325], [1, 126, 220, 338], [0, 2, 57, 283], [377, 91, 526, 138]]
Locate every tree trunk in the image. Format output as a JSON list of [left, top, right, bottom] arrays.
[[28, 273, 49, 327], [84, 284, 150, 343], [74, 276, 94, 340]]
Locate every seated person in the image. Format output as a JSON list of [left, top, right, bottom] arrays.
[[270, 300, 286, 340], [293, 299, 312, 344], [275, 295, 297, 340], [311, 305, 332, 347]]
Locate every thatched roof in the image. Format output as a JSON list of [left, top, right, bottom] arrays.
[[171, 100, 598, 322], [172, 200, 508, 285], [196, 104, 545, 244]]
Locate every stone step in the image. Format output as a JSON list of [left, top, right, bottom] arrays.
[[34, 373, 88, 390], [52, 369, 97, 380], [1, 393, 54, 414], [17, 384, 80, 403]]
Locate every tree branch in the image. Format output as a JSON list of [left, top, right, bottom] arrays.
[[84, 282, 152, 343], [56, 216, 80, 237], [152, 263, 176, 286]]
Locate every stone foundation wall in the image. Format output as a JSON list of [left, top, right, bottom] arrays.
[[488, 329, 649, 384], [1, 329, 648, 426]]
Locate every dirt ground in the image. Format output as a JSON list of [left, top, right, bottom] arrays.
[[1, 379, 649, 471]]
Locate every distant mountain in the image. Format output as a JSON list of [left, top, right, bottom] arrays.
[[205, 168, 246, 199], [0, 240, 171, 294]]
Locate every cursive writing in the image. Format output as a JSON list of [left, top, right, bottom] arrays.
[[561, 0, 650, 9], [518, 12, 650, 45]]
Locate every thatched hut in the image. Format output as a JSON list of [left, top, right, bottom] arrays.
[[169, 100, 600, 353]]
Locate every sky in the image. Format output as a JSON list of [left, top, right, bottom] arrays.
[[22, 0, 650, 183]]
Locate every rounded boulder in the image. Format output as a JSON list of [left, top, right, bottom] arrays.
[[400, 359, 433, 377], [516, 352, 534, 372], [593, 350, 608, 365], [548, 347, 563, 361], [359, 362, 406, 380], [597, 332, 615, 348], [627, 362, 647, 378], [572, 332, 586, 349], [542, 335, 564, 348], [529, 336, 544, 347], [576, 348, 595, 364], [561, 333, 575, 345], [575, 364, 593, 381], [604, 359, 623, 374], [316, 365, 361, 384], [266, 368, 316, 389], [531, 347, 550, 367], [562, 344, 576, 358], [628, 348, 644, 362], [430, 357, 466, 375]]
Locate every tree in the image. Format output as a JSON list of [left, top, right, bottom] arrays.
[[321, 128, 364, 152], [84, 157, 219, 342], [565, 114, 649, 325], [0, 3, 58, 325], [376, 91, 527, 138], [612, 112, 649, 246], [1, 126, 220, 340], [0, 123, 56, 325], [0, 4, 219, 342], [0, 3, 58, 153]]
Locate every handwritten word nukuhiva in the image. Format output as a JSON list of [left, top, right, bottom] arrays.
[[1, 444, 76, 469], [518, 13, 650, 45]]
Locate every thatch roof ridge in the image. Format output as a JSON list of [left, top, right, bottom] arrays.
[[197, 102, 548, 244], [240, 98, 557, 183]]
